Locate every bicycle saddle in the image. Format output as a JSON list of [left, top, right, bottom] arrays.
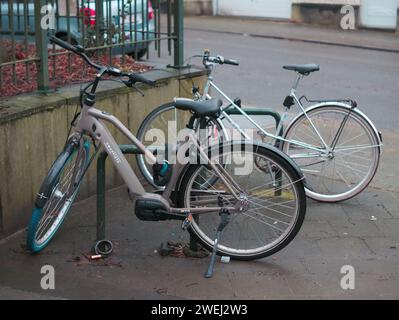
[[283, 64, 320, 75], [174, 98, 223, 116]]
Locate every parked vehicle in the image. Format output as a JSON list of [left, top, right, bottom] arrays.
[[26, 35, 308, 278], [0, 0, 155, 58], [136, 50, 383, 203]]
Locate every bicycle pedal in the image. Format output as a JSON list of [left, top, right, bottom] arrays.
[[181, 214, 193, 230]]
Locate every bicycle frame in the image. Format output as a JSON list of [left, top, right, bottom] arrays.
[[201, 70, 331, 157], [203, 69, 383, 161], [73, 102, 242, 215]]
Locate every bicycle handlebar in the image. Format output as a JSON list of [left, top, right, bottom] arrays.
[[223, 58, 240, 66], [126, 72, 156, 86], [49, 35, 155, 87], [207, 56, 240, 66], [202, 50, 239, 67], [49, 35, 81, 55]]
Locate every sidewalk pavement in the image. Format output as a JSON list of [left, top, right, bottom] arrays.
[[0, 177, 398, 299], [0, 125, 399, 300], [0, 286, 63, 300], [0, 89, 398, 300], [185, 16, 399, 53], [0, 131, 398, 299]]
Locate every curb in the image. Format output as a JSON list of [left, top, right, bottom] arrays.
[[186, 27, 399, 54]]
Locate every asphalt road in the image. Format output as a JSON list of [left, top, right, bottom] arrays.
[[149, 28, 399, 131]]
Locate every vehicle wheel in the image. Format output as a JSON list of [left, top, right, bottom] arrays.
[[136, 102, 227, 188], [137, 49, 147, 60], [128, 49, 147, 60], [56, 33, 78, 45], [283, 105, 381, 202], [27, 138, 89, 253], [178, 142, 307, 261]]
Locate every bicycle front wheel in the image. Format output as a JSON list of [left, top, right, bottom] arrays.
[[27, 138, 89, 252], [178, 142, 307, 261], [283, 105, 381, 202]]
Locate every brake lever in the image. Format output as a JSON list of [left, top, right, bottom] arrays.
[[121, 77, 145, 96], [130, 82, 145, 96]]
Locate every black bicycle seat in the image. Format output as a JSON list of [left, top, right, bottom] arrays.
[[174, 98, 223, 116], [283, 64, 320, 75]]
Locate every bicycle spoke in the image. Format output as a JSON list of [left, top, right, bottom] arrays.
[[183, 146, 303, 257], [247, 196, 296, 212], [240, 211, 285, 233], [284, 106, 380, 199], [334, 167, 353, 188], [245, 198, 294, 222], [34, 148, 87, 245]]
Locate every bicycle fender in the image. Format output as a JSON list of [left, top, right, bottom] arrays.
[[235, 140, 311, 191], [285, 102, 383, 155]]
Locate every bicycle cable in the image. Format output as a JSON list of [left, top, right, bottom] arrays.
[[182, 54, 208, 97]]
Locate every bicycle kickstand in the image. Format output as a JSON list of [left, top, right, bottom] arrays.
[[204, 208, 230, 279]]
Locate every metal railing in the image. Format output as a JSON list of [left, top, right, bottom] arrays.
[[0, 0, 184, 95]]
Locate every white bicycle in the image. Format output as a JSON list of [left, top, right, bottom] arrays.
[[137, 50, 383, 203]]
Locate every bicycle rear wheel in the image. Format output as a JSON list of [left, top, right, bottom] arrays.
[[283, 105, 381, 202], [136, 102, 227, 188], [178, 142, 306, 261], [27, 138, 89, 252]]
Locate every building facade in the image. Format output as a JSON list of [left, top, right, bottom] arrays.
[[185, 0, 399, 30]]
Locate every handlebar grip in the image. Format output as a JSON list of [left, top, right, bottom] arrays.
[[130, 73, 156, 86], [223, 59, 239, 66], [49, 35, 80, 55], [213, 55, 239, 66]]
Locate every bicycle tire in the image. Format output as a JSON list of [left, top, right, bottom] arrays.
[[27, 138, 90, 252], [136, 102, 227, 188], [282, 104, 381, 202], [178, 141, 307, 261]]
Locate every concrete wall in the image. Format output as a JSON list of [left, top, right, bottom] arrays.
[[184, 0, 212, 16], [292, 0, 360, 5], [292, 0, 399, 29], [211, 0, 398, 30], [0, 67, 207, 239], [292, 2, 360, 27], [215, 0, 292, 19]]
